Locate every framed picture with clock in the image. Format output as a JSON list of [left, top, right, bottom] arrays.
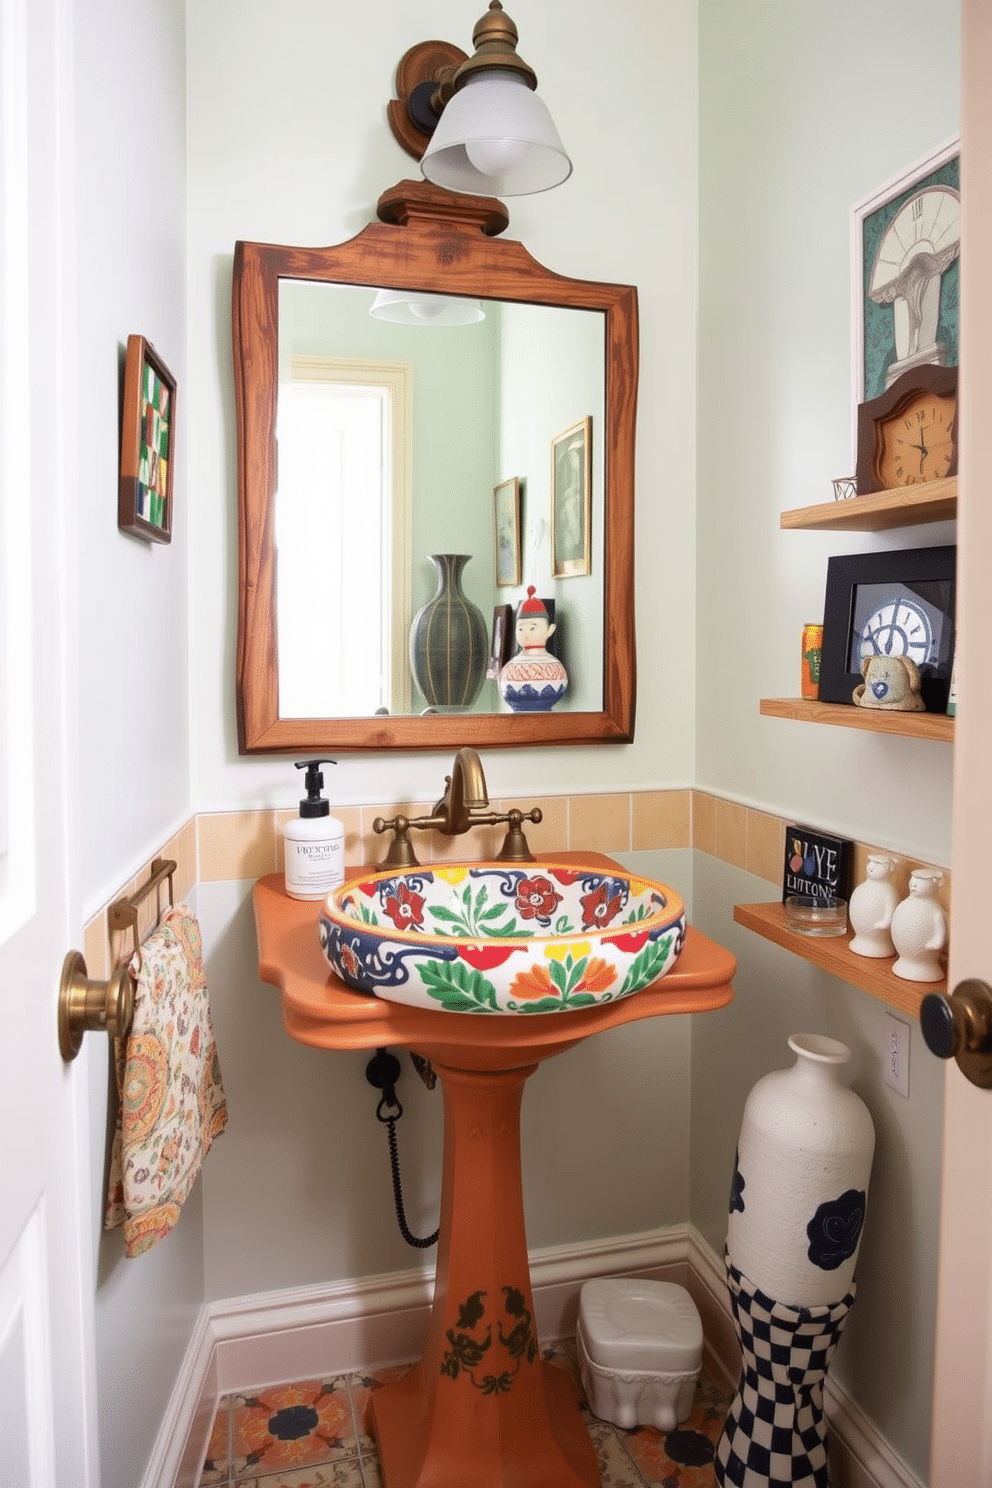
[[856, 364, 957, 495], [851, 138, 959, 445], [820, 545, 956, 713]]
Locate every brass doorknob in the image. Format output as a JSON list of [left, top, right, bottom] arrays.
[[58, 951, 134, 1062], [920, 979, 992, 1089]]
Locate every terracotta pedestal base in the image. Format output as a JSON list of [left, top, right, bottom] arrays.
[[371, 1059, 598, 1488]]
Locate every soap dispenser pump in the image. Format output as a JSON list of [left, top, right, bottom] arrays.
[[283, 759, 345, 901]]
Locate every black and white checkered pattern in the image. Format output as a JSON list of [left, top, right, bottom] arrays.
[[714, 1252, 855, 1487]]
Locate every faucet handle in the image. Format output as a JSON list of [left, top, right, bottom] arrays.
[[372, 814, 422, 868], [495, 807, 543, 863]]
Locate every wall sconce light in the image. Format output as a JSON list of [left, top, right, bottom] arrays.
[[369, 289, 485, 326], [387, 1, 571, 197]]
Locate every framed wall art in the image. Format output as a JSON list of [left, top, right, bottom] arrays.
[[119, 334, 176, 543], [494, 477, 522, 588], [820, 545, 956, 713], [851, 139, 959, 432], [487, 603, 513, 680], [551, 416, 591, 578]]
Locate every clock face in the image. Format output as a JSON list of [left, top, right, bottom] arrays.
[[869, 185, 960, 299], [859, 596, 934, 667], [877, 388, 956, 487]]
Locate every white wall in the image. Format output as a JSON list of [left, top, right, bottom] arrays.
[[69, 4, 198, 1485], [185, 0, 699, 813], [76, 4, 191, 916]]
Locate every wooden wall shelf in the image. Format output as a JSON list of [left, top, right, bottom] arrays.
[[733, 901, 943, 1019], [780, 477, 956, 531], [760, 698, 954, 742]]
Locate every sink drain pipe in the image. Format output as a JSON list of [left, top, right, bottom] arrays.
[[365, 1048, 440, 1249]]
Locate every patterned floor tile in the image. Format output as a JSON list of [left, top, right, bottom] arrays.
[[347, 1364, 414, 1457], [196, 1349, 732, 1488], [227, 1378, 358, 1479], [586, 1418, 651, 1488], [607, 1372, 733, 1488], [199, 1398, 231, 1484], [233, 1464, 364, 1488]]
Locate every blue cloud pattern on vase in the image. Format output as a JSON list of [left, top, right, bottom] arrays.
[[806, 1188, 867, 1271], [729, 1151, 745, 1214]]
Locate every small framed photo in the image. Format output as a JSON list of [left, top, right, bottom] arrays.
[[494, 477, 522, 588], [119, 335, 176, 543], [487, 603, 513, 680], [820, 545, 956, 713], [551, 416, 591, 578], [851, 139, 959, 422]]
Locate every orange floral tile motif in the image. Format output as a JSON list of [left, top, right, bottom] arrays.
[[508, 945, 617, 1009], [617, 1371, 732, 1487], [228, 1379, 357, 1476]]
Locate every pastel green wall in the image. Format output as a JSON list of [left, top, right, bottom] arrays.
[[695, 3, 960, 1478]]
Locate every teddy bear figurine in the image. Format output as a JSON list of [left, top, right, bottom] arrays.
[[852, 653, 926, 711]]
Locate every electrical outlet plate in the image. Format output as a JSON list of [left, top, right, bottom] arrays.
[[883, 1013, 911, 1098]]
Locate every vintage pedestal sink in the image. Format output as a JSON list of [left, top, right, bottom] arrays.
[[253, 852, 736, 1488]]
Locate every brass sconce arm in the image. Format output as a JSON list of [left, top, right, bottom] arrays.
[[388, 2, 558, 180]]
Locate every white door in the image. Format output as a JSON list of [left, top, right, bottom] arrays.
[[929, 2, 992, 1480], [0, 0, 98, 1481]]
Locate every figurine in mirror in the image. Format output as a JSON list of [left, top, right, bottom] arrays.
[[499, 588, 568, 713]]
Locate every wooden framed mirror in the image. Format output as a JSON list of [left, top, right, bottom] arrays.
[[233, 179, 637, 753]]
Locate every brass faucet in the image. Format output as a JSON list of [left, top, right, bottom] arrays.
[[433, 746, 490, 834], [373, 748, 543, 868]]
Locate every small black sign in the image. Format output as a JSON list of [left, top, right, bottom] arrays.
[[782, 824, 852, 904]]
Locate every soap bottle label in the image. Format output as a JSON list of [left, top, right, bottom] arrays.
[[285, 837, 344, 900]]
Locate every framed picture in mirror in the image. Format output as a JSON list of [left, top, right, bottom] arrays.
[[494, 477, 522, 588], [487, 603, 513, 680], [552, 416, 591, 578], [118, 334, 175, 544]]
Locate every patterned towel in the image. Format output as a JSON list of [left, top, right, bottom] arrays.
[[105, 904, 228, 1257]]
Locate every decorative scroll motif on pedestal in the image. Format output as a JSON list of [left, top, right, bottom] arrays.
[[441, 1287, 538, 1394]]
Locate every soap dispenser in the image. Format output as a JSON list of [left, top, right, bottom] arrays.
[[283, 759, 345, 901]]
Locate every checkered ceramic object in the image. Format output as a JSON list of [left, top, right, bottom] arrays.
[[714, 1255, 855, 1488], [318, 861, 686, 1013]]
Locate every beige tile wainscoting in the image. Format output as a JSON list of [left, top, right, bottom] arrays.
[[83, 789, 949, 976]]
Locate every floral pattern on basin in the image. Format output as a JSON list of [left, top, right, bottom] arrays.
[[317, 862, 686, 1014]]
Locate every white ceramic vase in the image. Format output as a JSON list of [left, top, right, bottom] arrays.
[[848, 853, 899, 958], [891, 868, 947, 982], [726, 1033, 875, 1307]]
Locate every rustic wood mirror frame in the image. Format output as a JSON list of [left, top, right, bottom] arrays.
[[233, 179, 638, 754]]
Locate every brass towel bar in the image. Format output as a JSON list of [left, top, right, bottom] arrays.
[[58, 858, 177, 1062], [108, 856, 176, 963]]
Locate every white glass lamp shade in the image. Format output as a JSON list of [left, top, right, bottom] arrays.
[[369, 289, 485, 326], [421, 72, 571, 196]]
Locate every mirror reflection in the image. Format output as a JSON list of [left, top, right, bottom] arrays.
[[275, 280, 605, 720]]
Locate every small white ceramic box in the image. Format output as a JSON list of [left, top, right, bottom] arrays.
[[577, 1277, 703, 1432]]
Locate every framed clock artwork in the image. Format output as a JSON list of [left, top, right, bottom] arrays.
[[856, 365, 957, 496], [819, 545, 956, 712]]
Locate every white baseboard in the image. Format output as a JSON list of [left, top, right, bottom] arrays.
[[149, 1225, 922, 1488]]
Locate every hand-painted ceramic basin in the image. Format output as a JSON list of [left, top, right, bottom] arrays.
[[317, 861, 686, 1014]]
